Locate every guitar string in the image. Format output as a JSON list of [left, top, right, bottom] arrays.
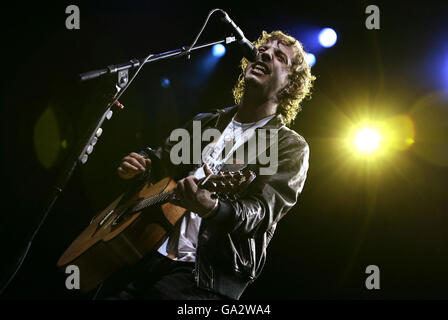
[[132, 190, 173, 213]]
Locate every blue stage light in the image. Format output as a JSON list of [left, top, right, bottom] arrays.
[[318, 28, 337, 48], [212, 44, 226, 58], [306, 53, 316, 67], [161, 78, 170, 88]]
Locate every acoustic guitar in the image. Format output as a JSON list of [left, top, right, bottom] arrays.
[[57, 167, 255, 292]]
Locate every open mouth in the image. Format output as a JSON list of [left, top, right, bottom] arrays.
[[251, 61, 269, 75]]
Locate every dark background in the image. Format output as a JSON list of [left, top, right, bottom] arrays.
[[1, 0, 448, 300]]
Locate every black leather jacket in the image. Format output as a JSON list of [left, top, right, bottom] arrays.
[[140, 105, 309, 299]]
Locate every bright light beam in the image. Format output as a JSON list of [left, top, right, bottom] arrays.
[[318, 28, 337, 48], [212, 44, 226, 58], [354, 128, 381, 153], [160, 78, 170, 88], [305, 53, 316, 67]]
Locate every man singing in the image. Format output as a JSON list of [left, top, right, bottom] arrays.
[[100, 30, 315, 300]]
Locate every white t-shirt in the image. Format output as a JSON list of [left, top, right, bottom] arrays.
[[157, 114, 275, 262]]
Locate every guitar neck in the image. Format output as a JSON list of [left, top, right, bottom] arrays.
[[132, 189, 174, 213], [131, 167, 254, 214], [131, 175, 210, 214]]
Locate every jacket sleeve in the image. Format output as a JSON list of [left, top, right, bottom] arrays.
[[203, 135, 310, 238]]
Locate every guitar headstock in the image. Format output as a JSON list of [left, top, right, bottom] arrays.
[[199, 167, 256, 194]]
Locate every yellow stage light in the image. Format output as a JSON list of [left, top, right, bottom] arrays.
[[343, 114, 415, 161], [354, 128, 381, 153]]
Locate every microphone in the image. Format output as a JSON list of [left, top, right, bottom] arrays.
[[219, 11, 259, 62]]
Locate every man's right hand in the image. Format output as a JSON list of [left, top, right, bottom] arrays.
[[117, 152, 152, 180]]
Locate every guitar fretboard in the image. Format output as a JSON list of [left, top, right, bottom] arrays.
[[132, 190, 174, 213]]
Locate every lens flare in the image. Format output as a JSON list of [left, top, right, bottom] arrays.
[[33, 107, 60, 169], [381, 115, 415, 151], [409, 91, 448, 167]]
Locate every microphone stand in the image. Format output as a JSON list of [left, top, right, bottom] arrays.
[[79, 37, 236, 81], [0, 35, 236, 296]]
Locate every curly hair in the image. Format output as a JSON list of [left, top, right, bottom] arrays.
[[232, 30, 316, 126]]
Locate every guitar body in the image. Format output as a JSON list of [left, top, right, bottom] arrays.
[[57, 177, 186, 292]]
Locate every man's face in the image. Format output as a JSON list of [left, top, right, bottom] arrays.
[[244, 40, 296, 100]]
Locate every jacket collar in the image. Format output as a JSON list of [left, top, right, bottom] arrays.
[[215, 105, 285, 131]]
